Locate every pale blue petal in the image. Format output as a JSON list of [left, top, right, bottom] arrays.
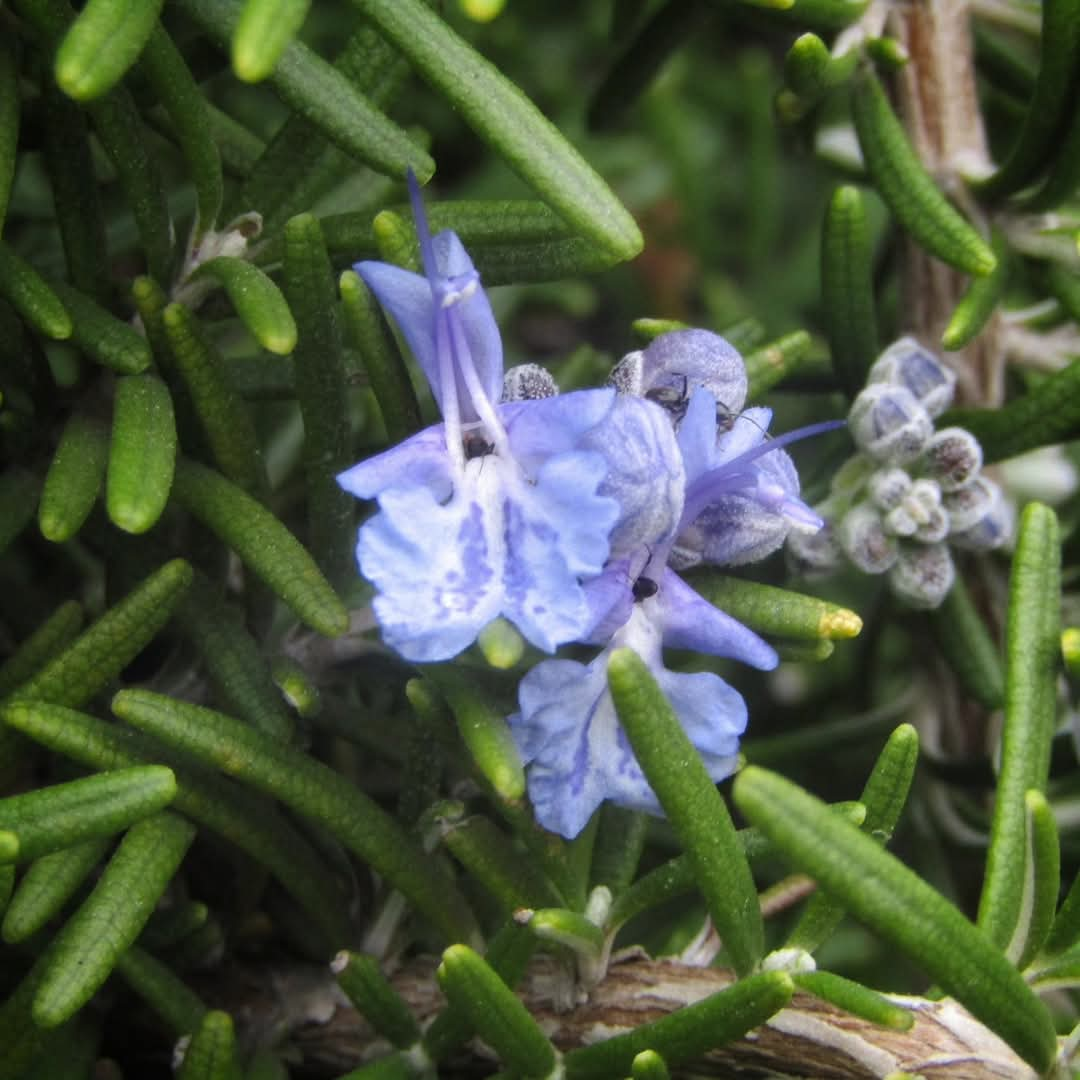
[[581, 560, 635, 645], [676, 388, 719, 485], [356, 472, 504, 662], [501, 388, 616, 473], [336, 424, 452, 502], [659, 569, 777, 669], [581, 396, 684, 557]]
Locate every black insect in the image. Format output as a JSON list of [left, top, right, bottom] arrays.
[[632, 575, 659, 602], [463, 433, 495, 460]]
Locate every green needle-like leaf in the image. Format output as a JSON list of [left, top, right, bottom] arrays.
[[162, 303, 263, 491], [111, 690, 480, 946], [743, 330, 816, 399], [2, 838, 111, 943], [437, 944, 559, 1078], [631, 1049, 671, 1080], [333, 951, 422, 1051], [232, 0, 311, 82], [0, 243, 72, 340], [0, 600, 83, 700], [1014, 790, 1060, 969], [33, 811, 196, 1028], [941, 232, 1010, 351], [931, 577, 1005, 711], [564, 971, 794, 1079], [187, 257, 297, 355], [50, 280, 153, 375], [172, 459, 347, 637], [1045, 866, 1080, 957], [792, 971, 912, 1030], [139, 25, 224, 237], [522, 907, 605, 962], [852, 65, 996, 277], [821, 184, 877, 397], [607, 648, 763, 976], [687, 571, 862, 642], [54, 0, 164, 101], [7, 558, 193, 709], [3, 701, 350, 947], [176, 0, 433, 181], [176, 1009, 240, 1080], [0, 766, 175, 862], [0, 36, 19, 236], [978, 503, 1060, 952], [106, 374, 177, 534], [339, 269, 421, 443], [38, 411, 109, 545], [733, 766, 1057, 1072], [283, 213, 353, 586], [115, 946, 208, 1037], [353, 0, 643, 259], [0, 468, 38, 558]]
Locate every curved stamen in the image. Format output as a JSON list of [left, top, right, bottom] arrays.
[[446, 303, 510, 459], [435, 307, 465, 472]]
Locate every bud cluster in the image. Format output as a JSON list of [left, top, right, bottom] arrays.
[[787, 338, 1011, 609]]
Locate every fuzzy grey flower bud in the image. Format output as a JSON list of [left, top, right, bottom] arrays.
[[503, 363, 559, 401], [921, 427, 982, 493], [838, 502, 899, 574], [888, 543, 955, 609], [786, 519, 844, 578], [849, 384, 934, 465], [867, 337, 956, 418], [868, 467, 912, 511], [943, 476, 998, 534], [950, 479, 1011, 551]]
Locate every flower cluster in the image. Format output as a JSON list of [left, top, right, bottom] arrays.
[[338, 175, 829, 838], [787, 338, 1011, 609]]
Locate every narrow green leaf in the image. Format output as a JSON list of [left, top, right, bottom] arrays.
[[269, 656, 321, 718], [0, 956, 49, 1080], [733, 766, 1057, 1073], [1045, 866, 1080, 956], [792, 971, 912, 1030], [54, 0, 164, 100], [50, 280, 153, 375], [780, 32, 856, 121], [744, 330, 816, 399], [172, 459, 347, 637], [139, 25, 224, 237], [3, 701, 350, 947], [0, 36, 20, 236], [7, 558, 193, 709], [945, 359, 1080, 463], [977, 0, 1080, 200], [587, 0, 712, 131], [176, 1009, 240, 1080], [283, 214, 353, 586], [1013, 790, 1060, 969], [33, 811, 196, 1027], [589, 805, 648, 896], [941, 232, 1010, 351], [176, 0, 433, 181], [442, 815, 563, 913], [931, 578, 1005, 710], [106, 374, 177, 534], [115, 946, 208, 1036], [354, 0, 642, 259], [111, 689, 480, 946], [821, 185, 878, 397], [187, 258, 297, 355], [2, 838, 111, 943], [339, 269, 421, 443], [140, 899, 208, 951], [332, 951, 422, 1050], [175, 573, 293, 741], [38, 412, 108, 543], [0, 243, 72, 340], [162, 303, 263, 491], [852, 65, 996, 277], [0, 468, 38, 557], [437, 944, 558, 1078], [0, 766, 175, 862], [687, 571, 862, 642], [39, 82, 109, 298], [607, 648, 763, 975], [0, 600, 83, 699], [978, 503, 1060, 950], [523, 907, 605, 961], [232, 0, 311, 82], [426, 667, 525, 802], [564, 971, 793, 1080]]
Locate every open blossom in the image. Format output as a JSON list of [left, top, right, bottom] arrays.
[[510, 374, 832, 838], [337, 175, 621, 661]]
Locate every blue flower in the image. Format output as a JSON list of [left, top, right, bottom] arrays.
[[337, 175, 620, 661]]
